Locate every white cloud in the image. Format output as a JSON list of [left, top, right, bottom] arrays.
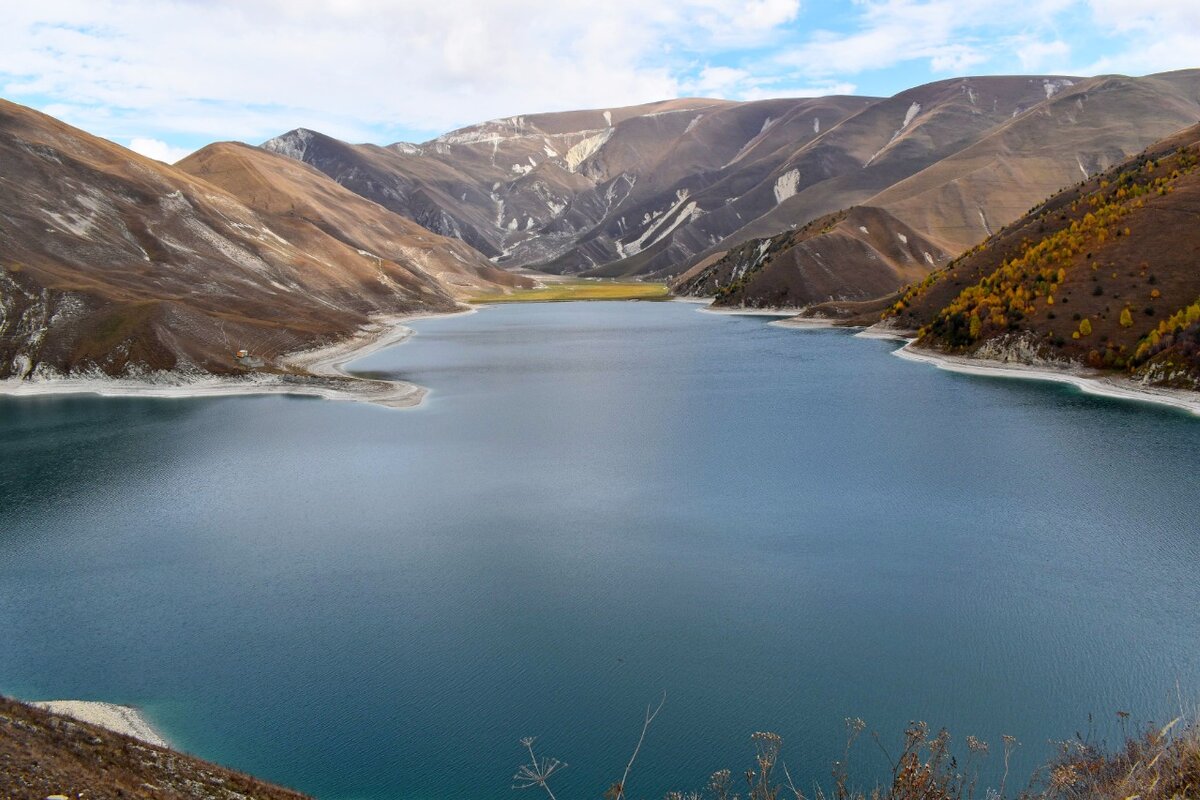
[[1015, 39, 1071, 71], [3, 0, 1195, 151], [127, 137, 193, 164], [738, 81, 858, 100], [690, 66, 754, 95], [1079, 0, 1200, 75], [0, 0, 802, 145], [774, 0, 1076, 78]]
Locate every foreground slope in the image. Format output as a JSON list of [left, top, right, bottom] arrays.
[[0, 696, 308, 799], [0, 99, 523, 382], [881, 122, 1200, 390]]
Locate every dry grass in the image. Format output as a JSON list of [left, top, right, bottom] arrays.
[[468, 280, 670, 304], [517, 710, 1200, 800], [1031, 716, 1200, 800]]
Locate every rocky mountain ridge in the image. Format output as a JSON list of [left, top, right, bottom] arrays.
[[266, 70, 1200, 309]]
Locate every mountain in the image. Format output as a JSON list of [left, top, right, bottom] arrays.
[[261, 95, 876, 271], [672, 205, 950, 308], [0, 99, 525, 381], [878, 121, 1200, 389], [264, 71, 1200, 307], [175, 141, 524, 297], [674, 71, 1200, 308]]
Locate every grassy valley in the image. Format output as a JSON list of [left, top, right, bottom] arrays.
[[468, 279, 670, 303]]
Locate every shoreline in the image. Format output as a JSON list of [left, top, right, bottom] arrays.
[[893, 340, 1200, 417], [698, 305, 804, 317], [32, 700, 169, 748], [769, 316, 841, 329], [0, 307, 473, 410], [755, 313, 1200, 416]]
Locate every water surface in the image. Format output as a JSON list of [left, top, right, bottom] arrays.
[[2, 301, 1198, 799]]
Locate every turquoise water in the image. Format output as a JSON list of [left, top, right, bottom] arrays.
[[2, 301, 1198, 799]]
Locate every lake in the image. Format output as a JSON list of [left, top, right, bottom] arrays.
[[2, 301, 1198, 800]]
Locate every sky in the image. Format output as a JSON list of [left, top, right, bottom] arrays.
[[1, 0, 1197, 162]]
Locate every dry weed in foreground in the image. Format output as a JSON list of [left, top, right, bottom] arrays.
[[514, 705, 1200, 800], [1032, 716, 1200, 800]]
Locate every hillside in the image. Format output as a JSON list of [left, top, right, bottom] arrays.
[[176, 142, 524, 297], [673, 71, 1200, 308], [672, 205, 950, 308], [879, 122, 1200, 390], [0, 99, 525, 383], [0, 696, 309, 799], [262, 95, 875, 270], [264, 71, 1200, 299]]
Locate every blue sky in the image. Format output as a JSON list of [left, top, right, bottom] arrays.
[[1, 0, 1196, 161]]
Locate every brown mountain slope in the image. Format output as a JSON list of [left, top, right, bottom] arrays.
[[672, 206, 951, 308], [636, 75, 1082, 279], [176, 142, 525, 297], [266, 71, 1200, 301], [673, 71, 1200, 308], [880, 122, 1200, 390], [0, 695, 309, 799], [865, 71, 1200, 255], [0, 99, 522, 381], [262, 95, 876, 272]]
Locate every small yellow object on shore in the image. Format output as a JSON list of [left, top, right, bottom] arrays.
[[235, 349, 249, 359]]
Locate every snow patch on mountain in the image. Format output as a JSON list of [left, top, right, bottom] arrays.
[[724, 115, 780, 168], [977, 207, 993, 236], [773, 169, 801, 204], [618, 189, 700, 257], [866, 102, 921, 166], [564, 128, 613, 172], [1043, 78, 1075, 99], [262, 129, 314, 161]]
